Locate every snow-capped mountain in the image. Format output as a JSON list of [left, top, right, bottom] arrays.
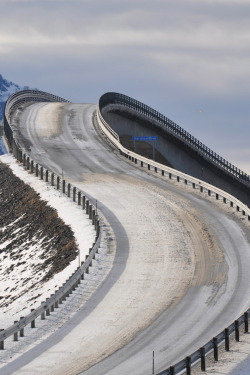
[[0, 74, 29, 121], [0, 74, 29, 154]]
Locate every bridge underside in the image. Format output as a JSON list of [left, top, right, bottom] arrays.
[[102, 106, 250, 207]]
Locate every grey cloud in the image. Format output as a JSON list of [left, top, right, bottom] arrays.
[[0, 0, 249, 173]]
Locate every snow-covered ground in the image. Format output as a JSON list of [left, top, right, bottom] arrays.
[[0, 153, 96, 328]]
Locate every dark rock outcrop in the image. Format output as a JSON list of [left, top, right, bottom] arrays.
[[0, 161, 78, 308]]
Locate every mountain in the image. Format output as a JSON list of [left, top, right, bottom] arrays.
[[0, 74, 29, 120], [0, 74, 29, 154]]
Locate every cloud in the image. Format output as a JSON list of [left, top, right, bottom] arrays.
[[0, 0, 249, 172]]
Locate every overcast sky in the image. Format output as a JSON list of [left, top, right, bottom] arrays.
[[1, 0, 250, 173]]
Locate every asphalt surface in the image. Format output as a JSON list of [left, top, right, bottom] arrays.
[[3, 102, 250, 375]]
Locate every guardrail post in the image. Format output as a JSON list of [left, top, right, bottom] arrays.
[[23, 154, 26, 167], [15, 146, 20, 161], [248, 215, 250, 221], [73, 187, 76, 202], [169, 366, 175, 375], [242, 210, 245, 216], [68, 183, 71, 197], [82, 196, 86, 210], [46, 299, 50, 316], [63, 180, 66, 193], [36, 163, 39, 177], [27, 157, 30, 170], [148, 164, 150, 170], [86, 200, 89, 214], [200, 185, 203, 192], [200, 347, 206, 371], [185, 179, 187, 185], [51, 173, 54, 186], [45, 170, 49, 182], [225, 328, 230, 351], [235, 320, 240, 342], [20, 317, 24, 337], [50, 296, 54, 312], [192, 182, 195, 189], [208, 190, 211, 196], [57, 176, 60, 190], [95, 219, 99, 231], [14, 321, 18, 341], [41, 311, 45, 320], [141, 161, 143, 167], [155, 167, 157, 173], [223, 197, 226, 204], [89, 205, 92, 219], [55, 300, 59, 308], [213, 337, 218, 361], [92, 210, 96, 225], [31, 160, 34, 173], [40, 167, 43, 180], [169, 173, 172, 179], [31, 309, 35, 328], [230, 201, 233, 207], [78, 192, 81, 205], [0, 330, 4, 350], [186, 356, 191, 375], [177, 176, 180, 182], [236, 206, 240, 212], [216, 193, 219, 200], [244, 312, 249, 332]]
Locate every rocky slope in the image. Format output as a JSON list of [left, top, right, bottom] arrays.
[[0, 161, 78, 313]]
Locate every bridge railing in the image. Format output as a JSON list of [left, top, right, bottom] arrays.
[[99, 92, 250, 185]]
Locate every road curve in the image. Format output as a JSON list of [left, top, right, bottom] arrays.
[[3, 102, 250, 375]]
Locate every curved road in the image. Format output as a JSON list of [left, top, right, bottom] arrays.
[[4, 102, 250, 375]]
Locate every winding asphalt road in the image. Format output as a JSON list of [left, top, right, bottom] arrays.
[[4, 102, 250, 375]]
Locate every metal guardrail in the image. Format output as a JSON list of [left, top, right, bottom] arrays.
[[99, 92, 250, 185], [96, 106, 250, 375]]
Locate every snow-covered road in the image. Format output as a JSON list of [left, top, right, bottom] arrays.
[[2, 102, 250, 375]]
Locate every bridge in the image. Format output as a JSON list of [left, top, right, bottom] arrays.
[[1, 90, 250, 375]]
